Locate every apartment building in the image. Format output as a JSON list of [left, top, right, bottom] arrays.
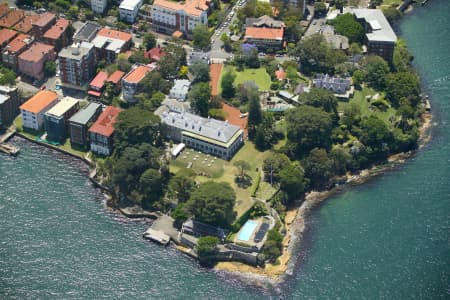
[[0, 8, 25, 29], [151, 0, 209, 35], [119, 0, 143, 23], [89, 106, 122, 155], [244, 15, 285, 50], [91, 0, 108, 14], [12, 14, 40, 34], [0, 86, 19, 128], [0, 29, 17, 50], [19, 90, 59, 131], [2, 34, 33, 70], [88, 71, 108, 98], [42, 18, 72, 52], [31, 12, 56, 39], [91, 28, 132, 62], [17, 42, 55, 80], [59, 42, 96, 88], [44, 97, 79, 142], [121, 64, 153, 102]]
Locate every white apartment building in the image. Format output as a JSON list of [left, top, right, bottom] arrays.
[[119, 0, 143, 23], [91, 0, 108, 14], [151, 0, 209, 35], [19, 91, 59, 131]]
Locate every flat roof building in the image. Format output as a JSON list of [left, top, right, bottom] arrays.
[[119, 0, 143, 23], [158, 110, 244, 160], [20, 90, 59, 131], [44, 97, 79, 142], [121, 64, 153, 102], [91, 28, 132, 62], [68, 102, 102, 146], [59, 42, 96, 88], [169, 79, 190, 101], [73, 21, 101, 43], [89, 106, 122, 155]]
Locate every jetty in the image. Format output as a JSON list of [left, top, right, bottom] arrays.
[[0, 126, 19, 156], [143, 228, 170, 246], [143, 214, 179, 246]]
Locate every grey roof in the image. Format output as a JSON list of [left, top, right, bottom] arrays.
[[120, 0, 142, 10], [0, 94, 9, 105], [69, 102, 101, 125], [73, 21, 101, 43], [245, 15, 285, 28], [59, 42, 94, 60], [160, 111, 241, 144], [170, 79, 191, 96], [352, 9, 397, 43], [91, 35, 126, 53], [313, 74, 351, 94]]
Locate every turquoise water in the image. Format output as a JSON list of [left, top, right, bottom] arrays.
[[237, 220, 258, 241], [1, 2, 449, 299]]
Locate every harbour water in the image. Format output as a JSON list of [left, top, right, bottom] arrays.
[[1, 1, 449, 298]]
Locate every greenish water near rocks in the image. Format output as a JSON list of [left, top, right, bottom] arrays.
[[1, 2, 449, 298]]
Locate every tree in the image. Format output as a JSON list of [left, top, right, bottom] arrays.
[[261, 228, 283, 262], [362, 55, 390, 90], [197, 236, 219, 266], [116, 53, 132, 72], [185, 181, 236, 228], [221, 70, 236, 99], [382, 6, 402, 24], [302, 148, 335, 189], [114, 107, 163, 153], [143, 32, 156, 50], [359, 115, 393, 160], [247, 92, 262, 138], [263, 152, 291, 184], [330, 13, 364, 44], [234, 160, 251, 180], [168, 171, 196, 203], [44, 61, 56, 77], [0, 68, 16, 85], [329, 145, 352, 175], [128, 49, 150, 64], [192, 24, 210, 50], [138, 71, 171, 98], [314, 1, 327, 17], [139, 169, 164, 208], [189, 60, 210, 83], [299, 87, 338, 117], [158, 55, 179, 79], [393, 39, 414, 72], [285, 106, 335, 158], [188, 82, 211, 117], [279, 163, 308, 202], [385, 72, 421, 107], [84, 9, 94, 21]]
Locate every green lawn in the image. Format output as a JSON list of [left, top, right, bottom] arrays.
[[220, 66, 272, 93], [338, 87, 397, 127], [170, 142, 271, 217], [382, 0, 403, 6]]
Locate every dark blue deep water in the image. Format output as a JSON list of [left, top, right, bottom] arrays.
[[1, 1, 449, 298]]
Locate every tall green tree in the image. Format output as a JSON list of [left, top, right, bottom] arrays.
[[185, 181, 236, 228], [192, 24, 211, 50], [221, 70, 236, 99], [330, 13, 364, 43], [189, 60, 210, 83], [247, 92, 262, 138], [143, 32, 156, 50], [385, 72, 421, 107], [362, 55, 390, 90], [359, 115, 393, 160], [279, 163, 308, 202], [139, 168, 164, 208], [168, 170, 196, 203], [302, 148, 335, 190], [299, 87, 338, 118], [188, 82, 211, 117]]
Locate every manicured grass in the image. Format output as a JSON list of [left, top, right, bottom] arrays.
[[170, 142, 271, 217], [338, 86, 397, 127], [273, 119, 287, 150], [219, 66, 272, 94], [382, 0, 403, 6]]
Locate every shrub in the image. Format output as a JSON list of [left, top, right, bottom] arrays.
[[197, 236, 219, 266]]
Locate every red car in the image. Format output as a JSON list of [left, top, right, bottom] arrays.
[[40, 85, 46, 90]]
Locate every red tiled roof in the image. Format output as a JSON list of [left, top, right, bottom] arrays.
[[244, 27, 284, 40], [88, 106, 122, 137], [90, 71, 108, 89], [96, 28, 132, 42], [0, 9, 25, 28], [275, 69, 286, 80], [19, 90, 58, 114], [222, 103, 248, 137], [123, 65, 152, 84], [0, 28, 17, 46], [18, 42, 54, 62], [145, 46, 166, 61], [88, 90, 102, 97], [43, 18, 70, 40], [33, 12, 56, 28], [106, 70, 125, 84], [5, 33, 30, 53], [153, 0, 209, 17], [13, 14, 40, 33]]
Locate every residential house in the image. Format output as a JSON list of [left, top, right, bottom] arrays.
[[121, 64, 153, 102], [18, 42, 55, 81], [119, 0, 143, 23], [151, 0, 210, 36], [44, 97, 79, 142], [275, 69, 286, 81], [157, 110, 244, 160], [73, 21, 101, 43], [2, 34, 33, 70], [0, 8, 25, 28], [244, 15, 285, 50], [169, 79, 190, 101], [352, 8, 397, 62], [105, 70, 125, 93], [58, 42, 96, 88], [91, 28, 132, 62], [144, 46, 166, 62], [68, 102, 102, 146], [88, 71, 108, 98], [181, 219, 229, 242], [42, 18, 72, 52], [19, 90, 59, 131], [0, 29, 17, 50], [89, 106, 122, 155], [0, 86, 19, 128], [12, 14, 40, 34], [91, 0, 108, 14], [313, 73, 351, 94], [31, 12, 56, 39]]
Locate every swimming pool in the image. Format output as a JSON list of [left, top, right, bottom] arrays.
[[237, 220, 258, 242]]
